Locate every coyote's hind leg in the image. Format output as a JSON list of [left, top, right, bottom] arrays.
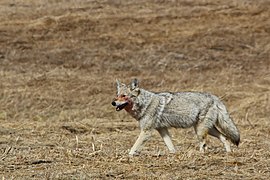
[[194, 125, 208, 152], [209, 126, 231, 152]]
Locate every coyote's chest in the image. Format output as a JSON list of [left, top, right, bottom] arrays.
[[126, 91, 174, 123]]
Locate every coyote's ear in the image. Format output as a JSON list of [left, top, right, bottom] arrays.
[[130, 78, 139, 90], [116, 79, 122, 91], [130, 78, 140, 96]]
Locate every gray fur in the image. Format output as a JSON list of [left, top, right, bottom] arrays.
[[112, 79, 240, 155]]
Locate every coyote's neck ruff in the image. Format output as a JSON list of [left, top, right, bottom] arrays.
[[112, 79, 240, 156]]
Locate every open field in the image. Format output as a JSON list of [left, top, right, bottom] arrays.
[[0, 0, 270, 179]]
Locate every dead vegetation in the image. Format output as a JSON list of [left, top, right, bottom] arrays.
[[0, 0, 270, 179]]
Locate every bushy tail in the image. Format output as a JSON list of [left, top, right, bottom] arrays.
[[216, 103, 240, 146]]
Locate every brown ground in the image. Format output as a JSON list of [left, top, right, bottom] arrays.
[[0, 0, 270, 179]]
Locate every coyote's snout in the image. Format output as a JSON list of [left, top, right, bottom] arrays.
[[111, 96, 129, 111], [112, 78, 240, 156]]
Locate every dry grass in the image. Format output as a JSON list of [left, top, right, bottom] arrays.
[[0, 0, 270, 179]]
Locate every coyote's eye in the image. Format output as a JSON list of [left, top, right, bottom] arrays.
[[121, 95, 126, 98]]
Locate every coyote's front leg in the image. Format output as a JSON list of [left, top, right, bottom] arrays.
[[129, 130, 152, 156], [157, 128, 176, 153]]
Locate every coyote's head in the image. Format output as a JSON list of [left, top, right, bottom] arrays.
[[111, 79, 140, 111]]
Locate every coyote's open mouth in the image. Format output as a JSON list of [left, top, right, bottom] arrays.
[[116, 102, 128, 111]]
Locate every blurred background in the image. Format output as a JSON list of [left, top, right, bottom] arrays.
[[0, 0, 269, 179]]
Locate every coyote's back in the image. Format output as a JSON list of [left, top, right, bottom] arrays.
[[112, 79, 240, 155]]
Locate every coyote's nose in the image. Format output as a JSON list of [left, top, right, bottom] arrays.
[[111, 101, 116, 106]]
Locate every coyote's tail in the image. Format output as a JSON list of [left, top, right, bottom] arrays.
[[216, 103, 240, 146]]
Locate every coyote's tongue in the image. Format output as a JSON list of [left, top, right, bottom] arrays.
[[116, 102, 128, 111]]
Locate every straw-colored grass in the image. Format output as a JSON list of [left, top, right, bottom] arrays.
[[0, 0, 269, 179]]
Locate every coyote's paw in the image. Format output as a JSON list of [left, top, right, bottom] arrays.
[[199, 143, 208, 153], [128, 151, 140, 157], [169, 149, 176, 154]]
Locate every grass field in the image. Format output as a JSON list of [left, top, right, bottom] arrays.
[[0, 0, 270, 179]]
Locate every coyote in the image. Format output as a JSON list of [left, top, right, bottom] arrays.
[[111, 79, 240, 155]]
